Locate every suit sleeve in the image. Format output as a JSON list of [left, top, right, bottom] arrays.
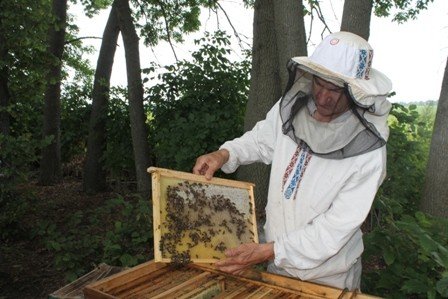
[[219, 101, 281, 173]]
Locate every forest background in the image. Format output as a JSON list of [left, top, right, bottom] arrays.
[[1, 0, 447, 298]]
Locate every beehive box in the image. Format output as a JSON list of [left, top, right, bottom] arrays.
[[83, 261, 382, 299], [148, 167, 258, 264]]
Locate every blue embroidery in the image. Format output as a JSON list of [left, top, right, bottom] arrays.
[[284, 144, 310, 200], [356, 49, 368, 79]]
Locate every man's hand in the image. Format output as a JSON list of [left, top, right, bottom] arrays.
[[193, 149, 229, 180], [215, 242, 274, 275]]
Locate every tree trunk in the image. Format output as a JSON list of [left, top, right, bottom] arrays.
[[0, 39, 9, 136], [340, 0, 373, 40], [83, 3, 120, 194], [39, 0, 67, 185], [0, 64, 8, 136], [115, 0, 151, 198], [421, 57, 448, 218], [237, 0, 307, 213], [273, 0, 307, 88]]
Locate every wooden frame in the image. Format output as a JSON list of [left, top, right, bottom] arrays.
[[148, 167, 258, 264], [83, 261, 383, 299]]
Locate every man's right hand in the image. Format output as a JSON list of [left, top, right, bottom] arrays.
[[193, 149, 230, 180]]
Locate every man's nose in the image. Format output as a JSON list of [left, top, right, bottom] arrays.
[[315, 89, 332, 105]]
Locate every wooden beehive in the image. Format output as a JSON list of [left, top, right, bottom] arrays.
[[148, 167, 258, 264], [83, 261, 382, 299]]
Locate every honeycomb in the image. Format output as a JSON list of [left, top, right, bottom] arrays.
[[149, 167, 258, 265]]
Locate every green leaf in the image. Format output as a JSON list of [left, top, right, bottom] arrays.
[[427, 288, 437, 299], [401, 279, 429, 293], [50, 241, 62, 251], [120, 253, 137, 266], [115, 221, 122, 230], [383, 248, 396, 265], [436, 277, 448, 297], [418, 233, 438, 253], [66, 272, 78, 282]]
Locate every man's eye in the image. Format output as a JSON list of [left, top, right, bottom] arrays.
[[314, 80, 323, 87], [326, 86, 343, 92]]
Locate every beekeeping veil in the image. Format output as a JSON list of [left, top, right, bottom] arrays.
[[280, 31, 393, 159]]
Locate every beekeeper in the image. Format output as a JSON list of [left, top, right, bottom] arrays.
[[193, 31, 392, 290]]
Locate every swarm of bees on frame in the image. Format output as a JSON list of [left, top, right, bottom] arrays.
[[160, 181, 255, 266]]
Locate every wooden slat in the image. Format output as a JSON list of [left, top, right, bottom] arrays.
[[176, 277, 225, 299], [221, 285, 251, 298], [189, 264, 327, 299], [149, 271, 214, 299], [231, 284, 263, 299], [85, 262, 382, 299], [212, 277, 247, 299], [248, 186, 259, 243], [152, 171, 162, 262], [108, 266, 171, 295], [125, 268, 204, 298], [270, 291, 297, 299], [258, 271, 381, 299], [85, 261, 166, 293], [191, 263, 381, 299], [246, 286, 276, 299], [52, 264, 124, 298], [83, 286, 118, 299], [147, 167, 254, 189]]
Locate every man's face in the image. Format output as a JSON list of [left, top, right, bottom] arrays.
[[312, 76, 350, 121]]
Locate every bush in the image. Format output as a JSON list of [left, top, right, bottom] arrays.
[[102, 87, 136, 181], [146, 31, 250, 173], [363, 211, 448, 298], [377, 103, 432, 215], [35, 194, 152, 282], [362, 103, 444, 298], [61, 81, 92, 163]]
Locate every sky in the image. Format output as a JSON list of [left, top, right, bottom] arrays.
[[73, 0, 448, 103]]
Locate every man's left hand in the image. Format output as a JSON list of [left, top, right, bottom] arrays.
[[215, 242, 274, 275]]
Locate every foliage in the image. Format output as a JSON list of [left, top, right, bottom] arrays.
[[0, 134, 52, 185], [101, 195, 153, 267], [133, 0, 219, 46], [71, 0, 113, 17], [363, 211, 448, 298], [35, 194, 152, 282], [0, 0, 98, 177], [61, 81, 92, 162], [146, 31, 250, 172], [0, 1, 52, 78], [0, 185, 36, 240], [375, 103, 433, 215], [373, 0, 435, 23], [242, 0, 255, 7], [0, 131, 52, 224], [64, 14, 96, 83], [102, 86, 136, 180], [362, 103, 444, 297], [0, 0, 52, 136], [0, 2, 53, 234]]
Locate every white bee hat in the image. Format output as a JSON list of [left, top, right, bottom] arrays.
[[291, 31, 392, 107], [280, 32, 393, 159]]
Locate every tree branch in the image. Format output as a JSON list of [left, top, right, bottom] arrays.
[[307, 12, 314, 44], [217, 2, 245, 48], [312, 1, 331, 39], [65, 36, 103, 45], [156, 0, 178, 61]]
